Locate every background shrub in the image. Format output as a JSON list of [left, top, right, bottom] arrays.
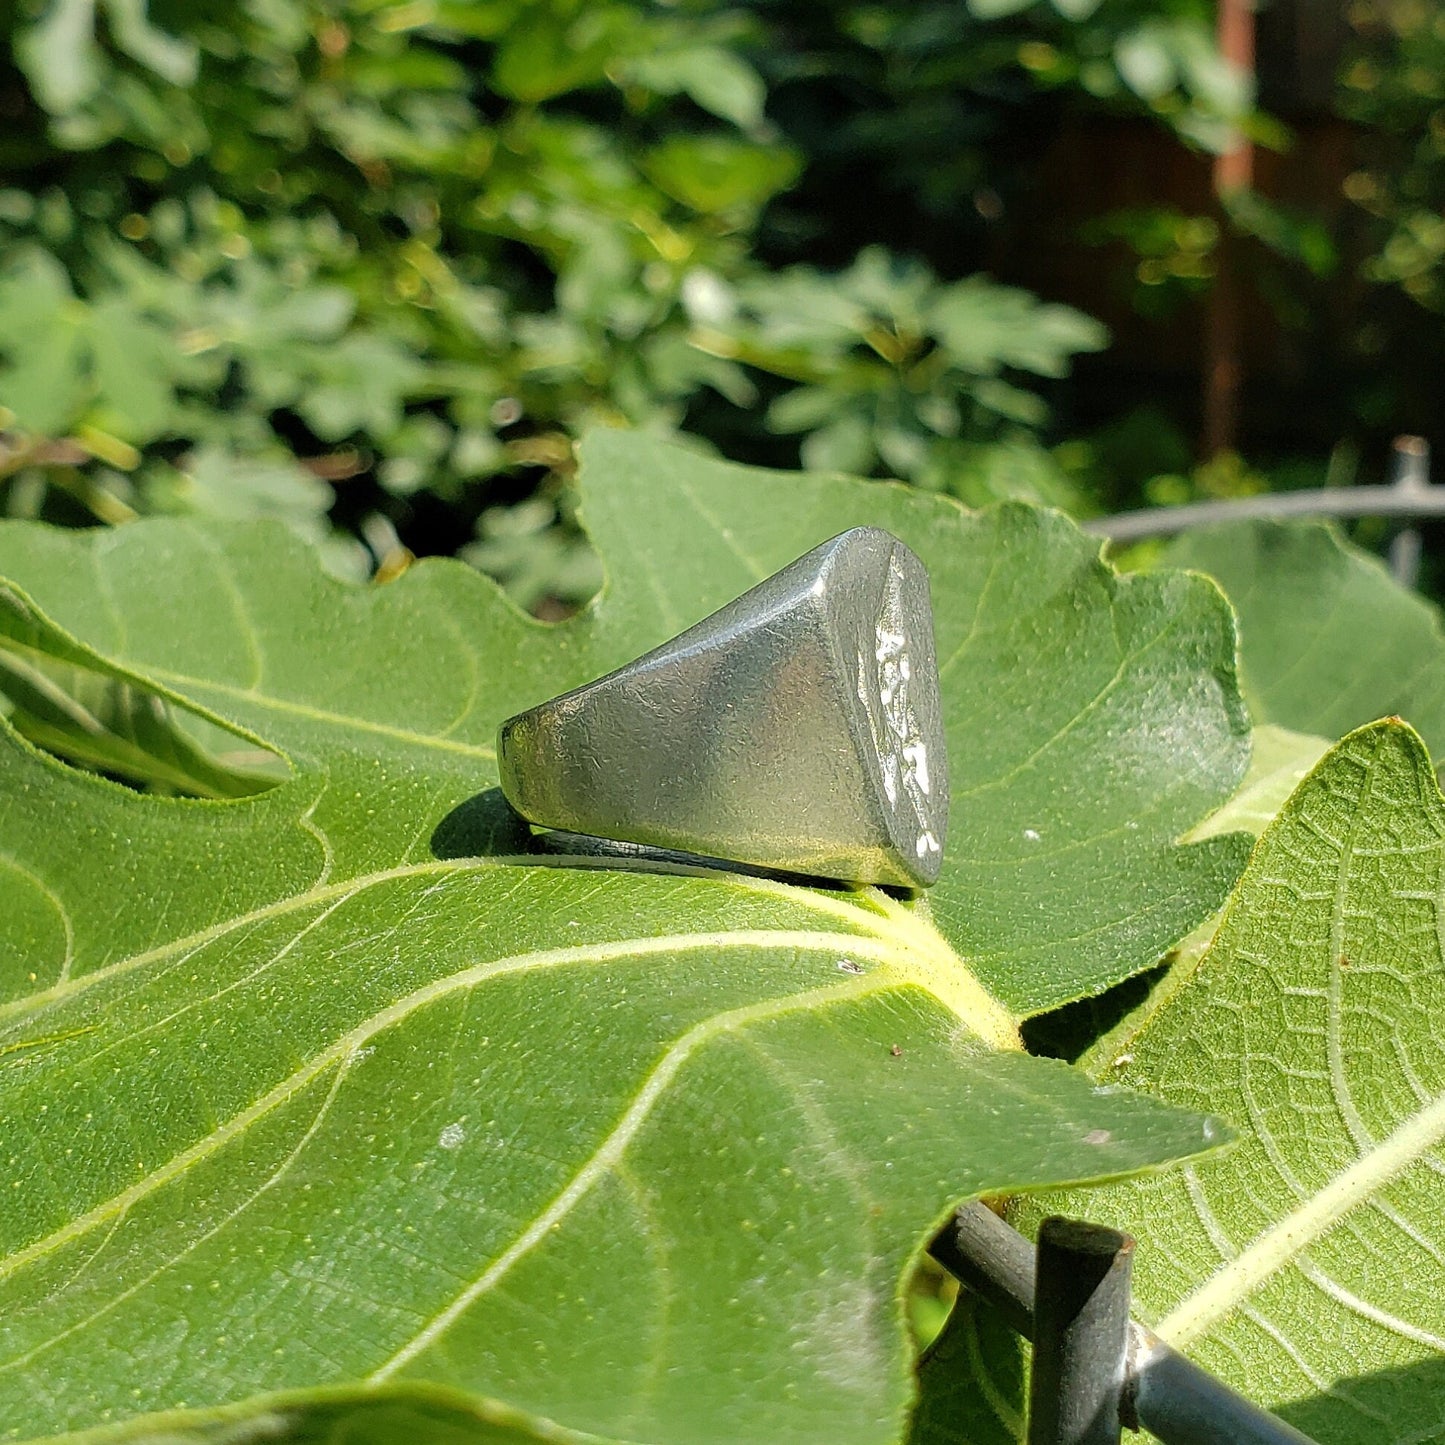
[[2, 0, 1441, 604]]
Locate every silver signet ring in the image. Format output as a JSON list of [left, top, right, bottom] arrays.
[[497, 527, 949, 888]]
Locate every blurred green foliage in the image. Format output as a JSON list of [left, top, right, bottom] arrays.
[[1339, 0, 1445, 310], [0, 0, 1256, 599]]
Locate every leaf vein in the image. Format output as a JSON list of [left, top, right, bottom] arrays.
[[138, 667, 498, 762], [0, 1060, 352, 1375], [0, 934, 909, 1287], [366, 976, 884, 1382], [1295, 1257, 1445, 1351], [937, 549, 1004, 681], [1158, 1084, 1445, 1345], [953, 615, 1175, 802]]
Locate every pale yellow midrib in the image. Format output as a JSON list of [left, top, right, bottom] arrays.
[[1157, 1085, 1445, 1346], [0, 861, 867, 1027], [369, 977, 881, 1381], [0, 859, 1008, 1047], [0, 933, 899, 1288], [0, 916, 1012, 1289], [141, 665, 497, 761], [861, 886, 1017, 1043]]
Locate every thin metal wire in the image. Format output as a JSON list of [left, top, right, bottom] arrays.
[[1085, 432, 1441, 546], [930, 1204, 1319, 1445], [1086, 485, 1445, 541], [1126, 1327, 1317, 1445]]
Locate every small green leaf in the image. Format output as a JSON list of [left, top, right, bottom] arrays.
[[923, 436, 1082, 513], [430, 2, 518, 41], [279, 286, 357, 342], [15, 0, 101, 114], [1161, 520, 1445, 756], [971, 377, 1049, 426], [101, 0, 197, 87], [800, 412, 875, 473], [1114, 28, 1177, 101], [297, 333, 426, 440], [491, 14, 613, 102], [641, 136, 803, 216], [0, 251, 87, 436], [929, 280, 1108, 379], [157, 448, 335, 538], [620, 47, 767, 130], [16, 0, 195, 115], [87, 297, 177, 441], [965, 0, 1037, 19], [0, 252, 190, 441]]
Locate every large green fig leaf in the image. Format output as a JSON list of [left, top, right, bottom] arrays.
[[937, 721, 1445, 1443], [0, 432, 1248, 1443], [1161, 520, 1445, 753]]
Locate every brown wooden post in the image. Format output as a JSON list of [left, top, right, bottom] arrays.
[[1203, 0, 1257, 459]]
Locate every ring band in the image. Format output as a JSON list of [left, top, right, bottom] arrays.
[[497, 527, 948, 888]]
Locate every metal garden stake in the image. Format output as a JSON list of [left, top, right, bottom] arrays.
[[934, 1203, 1320, 1445], [1029, 1218, 1135, 1445]]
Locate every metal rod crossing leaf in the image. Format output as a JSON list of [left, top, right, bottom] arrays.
[[1087, 436, 1441, 544], [930, 1204, 1319, 1445]]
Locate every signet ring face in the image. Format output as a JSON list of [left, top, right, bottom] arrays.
[[497, 527, 949, 888]]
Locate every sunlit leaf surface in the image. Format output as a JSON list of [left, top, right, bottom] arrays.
[[943, 722, 1445, 1444], [0, 432, 1249, 1443], [1161, 520, 1445, 754]]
